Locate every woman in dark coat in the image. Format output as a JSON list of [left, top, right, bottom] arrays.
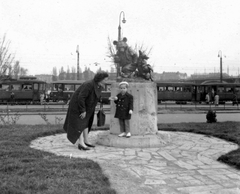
[[63, 71, 109, 150]]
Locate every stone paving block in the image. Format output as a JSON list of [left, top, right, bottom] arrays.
[[198, 169, 233, 175], [192, 187, 240, 194], [226, 174, 240, 180], [124, 150, 136, 155], [147, 165, 166, 171], [182, 179, 205, 186], [128, 160, 148, 165], [144, 179, 166, 185], [177, 184, 223, 193], [193, 175, 216, 185], [148, 160, 167, 166], [175, 160, 198, 170], [130, 166, 163, 176], [158, 151, 177, 161], [137, 152, 152, 160], [176, 176, 195, 181], [198, 164, 229, 169]]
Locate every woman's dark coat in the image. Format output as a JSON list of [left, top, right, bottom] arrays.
[[63, 80, 102, 144], [114, 92, 133, 120]]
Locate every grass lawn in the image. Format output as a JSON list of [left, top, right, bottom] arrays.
[[158, 121, 240, 170], [0, 125, 116, 194], [1, 122, 240, 193]]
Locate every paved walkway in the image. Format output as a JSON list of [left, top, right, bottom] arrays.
[[30, 131, 240, 194]]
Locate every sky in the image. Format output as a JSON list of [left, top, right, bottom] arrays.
[[1, 0, 240, 76]]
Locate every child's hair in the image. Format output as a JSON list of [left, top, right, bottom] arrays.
[[119, 81, 129, 88]]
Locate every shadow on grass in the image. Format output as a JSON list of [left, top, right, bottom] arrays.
[[0, 124, 116, 194], [158, 121, 240, 170]]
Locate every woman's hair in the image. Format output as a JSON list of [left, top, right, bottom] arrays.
[[94, 71, 109, 83]]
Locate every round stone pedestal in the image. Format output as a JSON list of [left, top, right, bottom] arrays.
[[97, 81, 164, 148], [110, 81, 158, 135]]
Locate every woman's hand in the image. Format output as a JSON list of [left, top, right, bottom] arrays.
[[129, 110, 133, 114], [79, 112, 86, 119]]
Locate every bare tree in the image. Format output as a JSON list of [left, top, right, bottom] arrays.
[[66, 66, 70, 80], [59, 66, 65, 80], [0, 34, 15, 77], [106, 36, 117, 68], [20, 67, 28, 76], [52, 67, 58, 81], [71, 66, 76, 80], [12, 61, 20, 79]]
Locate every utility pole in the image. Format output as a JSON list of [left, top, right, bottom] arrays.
[[218, 50, 223, 83], [76, 45, 80, 80]]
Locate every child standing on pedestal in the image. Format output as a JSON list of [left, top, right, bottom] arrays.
[[109, 81, 133, 138]]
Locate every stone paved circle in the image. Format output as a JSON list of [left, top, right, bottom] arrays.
[[30, 131, 240, 194]]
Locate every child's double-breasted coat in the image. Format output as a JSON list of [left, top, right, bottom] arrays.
[[114, 92, 133, 120]]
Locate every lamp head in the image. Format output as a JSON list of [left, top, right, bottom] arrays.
[[122, 18, 126, 23], [218, 50, 222, 58]]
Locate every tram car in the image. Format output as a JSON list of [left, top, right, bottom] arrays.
[[49, 80, 115, 104], [156, 82, 199, 104], [0, 76, 46, 104], [156, 81, 240, 104], [199, 81, 240, 104], [49, 80, 84, 103]]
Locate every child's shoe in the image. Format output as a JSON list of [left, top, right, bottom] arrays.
[[126, 132, 131, 138], [118, 132, 126, 137]]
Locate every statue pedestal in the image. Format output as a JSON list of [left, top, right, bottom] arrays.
[[97, 81, 166, 148]]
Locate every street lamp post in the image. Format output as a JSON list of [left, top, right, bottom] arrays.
[[76, 45, 80, 80], [117, 11, 126, 78], [118, 11, 126, 41], [218, 50, 223, 83]]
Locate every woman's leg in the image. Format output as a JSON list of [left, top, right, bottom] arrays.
[[78, 130, 87, 147], [83, 128, 90, 144]]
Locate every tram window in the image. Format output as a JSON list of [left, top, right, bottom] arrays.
[[217, 86, 224, 93], [33, 83, 38, 90], [198, 86, 203, 93], [12, 84, 21, 91], [167, 86, 174, 91], [65, 84, 74, 91], [75, 85, 81, 90], [22, 84, 32, 90], [226, 87, 233, 93], [183, 87, 191, 92], [53, 84, 58, 91], [175, 87, 182, 91], [158, 87, 164, 91], [235, 87, 240, 93], [58, 84, 63, 91], [0, 84, 10, 91], [39, 84, 44, 90]]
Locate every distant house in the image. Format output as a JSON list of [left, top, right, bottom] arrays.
[[35, 74, 53, 83], [158, 71, 188, 81], [190, 72, 230, 80]]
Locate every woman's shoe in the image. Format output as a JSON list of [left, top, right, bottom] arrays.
[[78, 144, 90, 151], [84, 142, 95, 148]]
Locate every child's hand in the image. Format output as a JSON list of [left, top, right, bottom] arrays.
[[129, 110, 133, 114], [109, 96, 118, 101]]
